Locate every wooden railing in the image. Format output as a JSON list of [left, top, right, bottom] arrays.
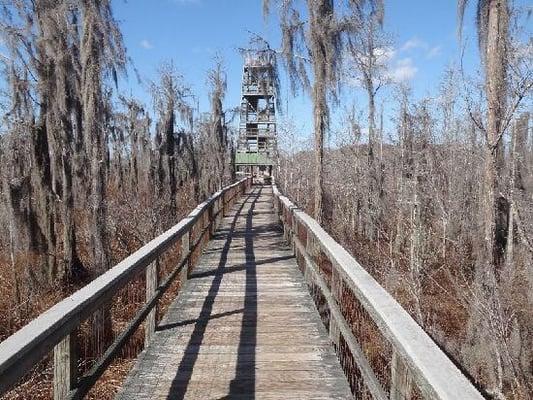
[[0, 177, 252, 400], [272, 185, 484, 400]]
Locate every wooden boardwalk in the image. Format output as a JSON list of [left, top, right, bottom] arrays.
[[115, 185, 352, 400]]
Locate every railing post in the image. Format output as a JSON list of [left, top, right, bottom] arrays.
[[273, 194, 280, 221], [222, 191, 228, 217], [290, 213, 296, 255], [209, 203, 215, 237], [180, 230, 191, 286], [303, 230, 313, 283], [213, 197, 221, 232], [204, 208, 209, 236], [328, 264, 341, 349], [282, 209, 289, 243], [53, 333, 77, 400], [145, 259, 159, 345], [391, 350, 413, 400]]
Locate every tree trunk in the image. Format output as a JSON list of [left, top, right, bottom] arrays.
[[312, 77, 326, 224], [483, 0, 509, 275], [81, 3, 112, 357], [366, 79, 377, 239], [31, 121, 57, 282]]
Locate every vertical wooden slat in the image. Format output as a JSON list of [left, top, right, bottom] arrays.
[[222, 191, 228, 217], [218, 196, 222, 224], [290, 213, 296, 254], [180, 231, 191, 285], [53, 333, 77, 400], [329, 265, 341, 348], [305, 228, 313, 257], [145, 259, 159, 345], [282, 207, 289, 242], [213, 197, 220, 230], [391, 350, 413, 400], [209, 203, 215, 236], [303, 230, 313, 283], [304, 249, 313, 284]]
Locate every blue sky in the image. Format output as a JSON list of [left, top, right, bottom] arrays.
[[113, 0, 530, 137]]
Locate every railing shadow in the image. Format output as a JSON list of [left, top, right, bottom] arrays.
[[165, 187, 261, 400], [226, 186, 261, 399], [188, 254, 292, 280], [156, 308, 245, 331]]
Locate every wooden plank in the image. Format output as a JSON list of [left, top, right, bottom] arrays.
[[180, 232, 191, 287], [391, 350, 413, 400], [145, 259, 159, 345], [53, 334, 77, 400]]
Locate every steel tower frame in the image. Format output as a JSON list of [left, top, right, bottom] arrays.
[[234, 49, 277, 178]]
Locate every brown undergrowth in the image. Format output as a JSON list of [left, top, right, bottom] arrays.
[[0, 181, 202, 400]]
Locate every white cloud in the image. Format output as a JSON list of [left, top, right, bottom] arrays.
[[401, 37, 427, 52], [343, 45, 419, 86], [140, 39, 154, 50], [387, 58, 418, 82], [343, 47, 417, 86], [426, 46, 442, 59], [342, 46, 396, 88], [401, 37, 442, 60]]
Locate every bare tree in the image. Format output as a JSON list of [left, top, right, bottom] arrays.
[[265, 0, 384, 223], [207, 58, 229, 190], [264, 0, 342, 223], [346, 1, 387, 238], [458, 0, 510, 272], [151, 63, 193, 217]]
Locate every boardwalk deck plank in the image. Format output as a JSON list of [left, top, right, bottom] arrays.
[[115, 186, 352, 400]]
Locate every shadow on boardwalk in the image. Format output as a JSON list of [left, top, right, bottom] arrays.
[[166, 187, 262, 400], [115, 184, 352, 400], [226, 186, 260, 399]]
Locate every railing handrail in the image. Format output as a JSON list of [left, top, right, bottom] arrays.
[[272, 184, 483, 400], [0, 177, 251, 396]]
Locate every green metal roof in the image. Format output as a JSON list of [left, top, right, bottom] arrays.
[[234, 152, 274, 166]]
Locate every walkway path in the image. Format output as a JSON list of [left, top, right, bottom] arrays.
[[116, 185, 352, 399]]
